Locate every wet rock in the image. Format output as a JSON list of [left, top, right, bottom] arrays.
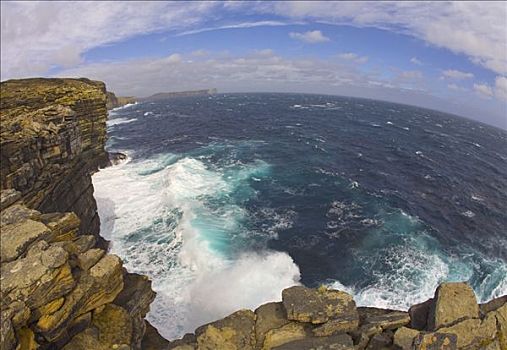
[[409, 298, 432, 330], [393, 327, 419, 350], [254, 302, 290, 348], [142, 321, 170, 350], [0, 219, 52, 262], [195, 309, 256, 350], [413, 332, 457, 350], [273, 333, 354, 350], [168, 333, 196, 349], [282, 286, 357, 324], [262, 322, 309, 350], [428, 282, 479, 330]]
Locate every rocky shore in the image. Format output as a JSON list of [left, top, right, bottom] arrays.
[[0, 78, 505, 350]]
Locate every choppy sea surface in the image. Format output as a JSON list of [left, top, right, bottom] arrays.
[[92, 93, 507, 339]]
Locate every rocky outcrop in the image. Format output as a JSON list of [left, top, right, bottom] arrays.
[[1, 78, 109, 241], [0, 78, 164, 350], [169, 283, 506, 350], [106, 91, 137, 110], [0, 195, 160, 349]]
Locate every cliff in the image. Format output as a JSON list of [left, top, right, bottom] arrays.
[[106, 91, 137, 110], [1, 78, 109, 243], [0, 78, 167, 349]]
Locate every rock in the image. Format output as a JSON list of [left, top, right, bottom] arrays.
[[272, 333, 354, 350], [254, 302, 290, 348], [0, 313, 16, 350], [168, 333, 196, 349], [437, 314, 496, 348], [0, 189, 21, 209], [34, 254, 124, 341], [393, 327, 419, 350], [262, 322, 308, 350], [0, 219, 52, 262], [428, 282, 479, 330], [365, 331, 393, 350], [312, 315, 359, 336], [73, 235, 96, 253], [62, 328, 108, 350], [480, 295, 507, 316], [409, 298, 433, 330], [114, 270, 156, 349], [282, 286, 357, 324], [77, 248, 105, 270], [1, 244, 74, 310], [141, 321, 170, 350], [195, 309, 256, 350], [41, 212, 80, 241], [350, 324, 382, 350], [92, 304, 133, 347], [358, 308, 410, 330], [16, 327, 38, 350], [488, 303, 506, 349], [0, 204, 40, 226], [413, 333, 457, 350]]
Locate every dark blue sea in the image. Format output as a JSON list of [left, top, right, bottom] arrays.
[[92, 93, 507, 339]]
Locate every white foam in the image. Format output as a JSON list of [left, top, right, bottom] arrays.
[[110, 102, 138, 112], [106, 117, 138, 127], [93, 154, 301, 339]]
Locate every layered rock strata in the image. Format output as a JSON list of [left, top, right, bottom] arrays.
[[1, 78, 109, 240], [168, 283, 506, 350], [0, 194, 166, 349]]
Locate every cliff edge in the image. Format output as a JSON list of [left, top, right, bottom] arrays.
[[0, 78, 167, 349]]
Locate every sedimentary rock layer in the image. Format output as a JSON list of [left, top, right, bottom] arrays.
[[1, 78, 109, 238]]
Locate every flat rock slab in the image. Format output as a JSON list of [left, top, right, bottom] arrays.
[[429, 282, 479, 330], [360, 309, 410, 330], [255, 302, 290, 347], [196, 309, 256, 350], [0, 219, 51, 262], [282, 286, 357, 324], [273, 333, 354, 350]]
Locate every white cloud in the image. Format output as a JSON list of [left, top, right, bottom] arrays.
[[442, 69, 474, 80], [447, 83, 466, 91], [410, 57, 423, 65], [289, 30, 330, 43], [191, 50, 209, 57], [474, 83, 494, 98], [495, 76, 507, 101], [261, 2, 507, 75], [400, 70, 423, 79], [337, 53, 368, 64]]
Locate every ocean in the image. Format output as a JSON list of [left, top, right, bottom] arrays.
[[92, 93, 507, 339]]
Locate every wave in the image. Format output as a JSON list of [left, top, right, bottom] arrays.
[[92, 152, 300, 339], [106, 117, 138, 127]]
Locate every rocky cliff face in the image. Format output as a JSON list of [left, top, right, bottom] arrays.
[[1, 78, 109, 242], [106, 91, 137, 110], [0, 78, 167, 350]]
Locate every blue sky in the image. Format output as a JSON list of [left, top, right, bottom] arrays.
[[1, 1, 506, 128]]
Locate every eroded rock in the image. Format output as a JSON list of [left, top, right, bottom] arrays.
[[282, 286, 357, 324]]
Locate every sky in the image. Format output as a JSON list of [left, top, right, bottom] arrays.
[[1, 1, 506, 128]]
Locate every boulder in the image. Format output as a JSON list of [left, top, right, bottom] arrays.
[[282, 286, 357, 324], [0, 219, 52, 262], [480, 295, 507, 316], [409, 298, 433, 330], [195, 309, 256, 350], [413, 332, 457, 350], [393, 327, 419, 350], [0, 204, 40, 226], [365, 331, 393, 350], [428, 282, 479, 330], [254, 302, 290, 348], [77, 248, 105, 270], [358, 308, 410, 330], [273, 333, 354, 350], [142, 321, 170, 350], [437, 314, 496, 349], [92, 304, 133, 348], [350, 324, 382, 350], [0, 189, 21, 210], [262, 322, 309, 350], [312, 315, 359, 336]]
